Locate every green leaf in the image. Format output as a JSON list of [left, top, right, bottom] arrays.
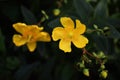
[[94, 0, 108, 19], [107, 18, 120, 28], [108, 25, 120, 39], [21, 5, 37, 24], [47, 17, 61, 29], [92, 35, 110, 54], [111, 13, 120, 19], [74, 0, 93, 22], [102, 18, 120, 39]]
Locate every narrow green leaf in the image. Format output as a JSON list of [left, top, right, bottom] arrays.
[[92, 35, 110, 54], [47, 17, 61, 29], [94, 0, 109, 19], [107, 18, 120, 28], [74, 0, 93, 22], [21, 5, 37, 24], [111, 13, 120, 19], [109, 25, 120, 39]]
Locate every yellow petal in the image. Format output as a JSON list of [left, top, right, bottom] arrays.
[[37, 32, 51, 42], [59, 39, 71, 52], [27, 42, 36, 52], [38, 27, 44, 31], [72, 35, 88, 48], [52, 27, 65, 41], [60, 17, 74, 30], [75, 19, 86, 34], [13, 34, 27, 46], [13, 23, 27, 34], [28, 25, 43, 32]]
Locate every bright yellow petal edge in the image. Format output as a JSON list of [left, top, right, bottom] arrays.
[[13, 34, 27, 46], [13, 23, 27, 34], [37, 32, 51, 42], [75, 19, 86, 34], [59, 39, 71, 53], [27, 42, 36, 52], [60, 17, 74, 30], [52, 27, 65, 41]]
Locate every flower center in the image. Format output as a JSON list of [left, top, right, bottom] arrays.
[[27, 35, 33, 42], [68, 32, 73, 38], [23, 28, 39, 42]]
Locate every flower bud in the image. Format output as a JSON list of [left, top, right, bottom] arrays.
[[100, 64, 105, 69], [79, 63, 85, 68], [100, 70, 108, 79], [83, 68, 89, 77], [53, 9, 60, 16]]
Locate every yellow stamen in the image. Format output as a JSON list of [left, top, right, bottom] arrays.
[[27, 35, 32, 42], [68, 32, 73, 38]]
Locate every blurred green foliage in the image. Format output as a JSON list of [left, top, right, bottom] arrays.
[[0, 0, 120, 80]]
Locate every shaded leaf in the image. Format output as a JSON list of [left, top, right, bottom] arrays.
[[21, 5, 37, 24], [107, 18, 120, 28], [105, 18, 120, 38], [48, 17, 62, 29], [111, 13, 120, 19], [94, 0, 108, 19], [108, 25, 120, 39], [74, 0, 93, 22], [92, 35, 110, 54]]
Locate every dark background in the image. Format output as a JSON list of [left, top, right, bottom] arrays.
[[0, 0, 120, 80]]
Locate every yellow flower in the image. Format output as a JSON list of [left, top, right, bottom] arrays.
[[12, 23, 51, 52], [52, 17, 88, 52]]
